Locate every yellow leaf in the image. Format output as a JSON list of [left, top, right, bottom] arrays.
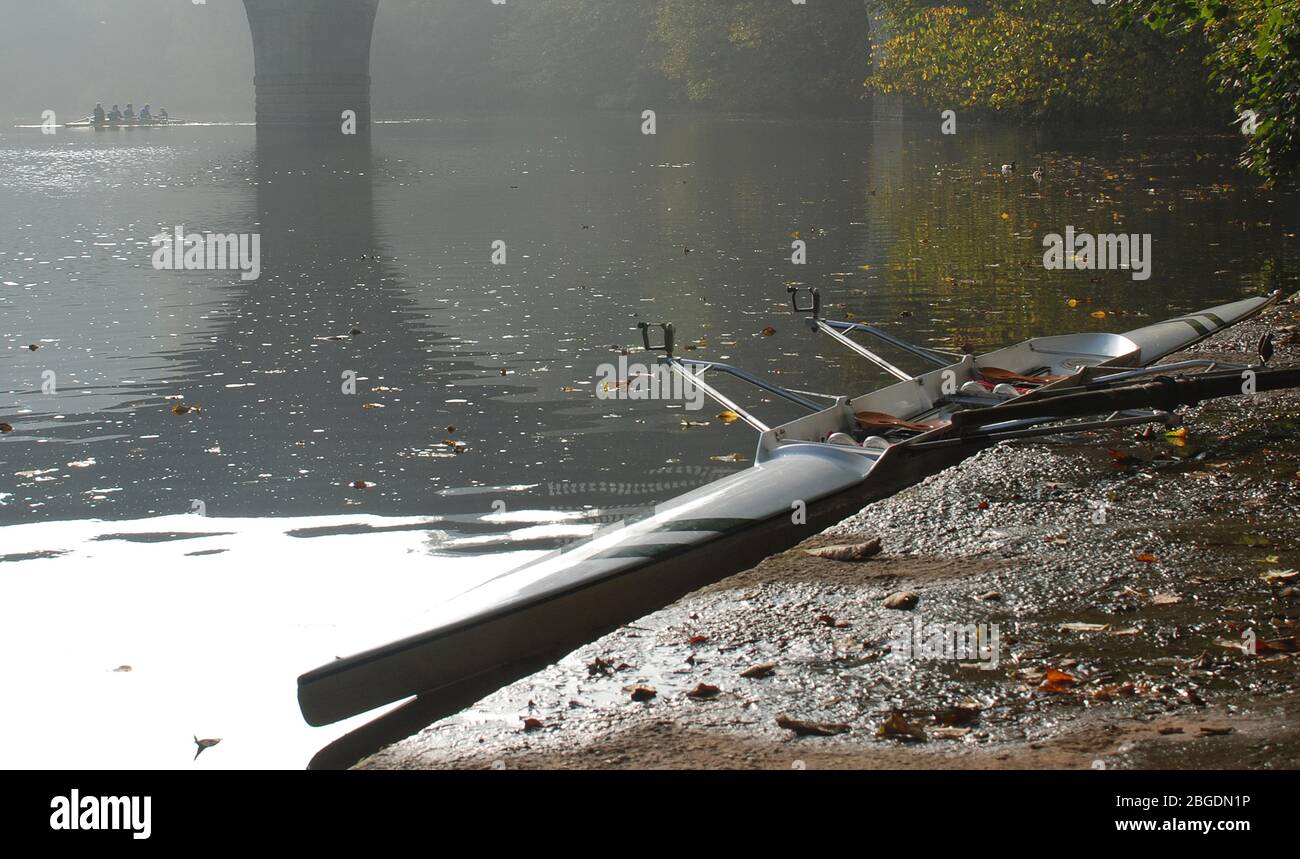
[[717, 411, 740, 423]]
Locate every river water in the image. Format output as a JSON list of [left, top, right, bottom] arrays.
[[1, 114, 1297, 767]]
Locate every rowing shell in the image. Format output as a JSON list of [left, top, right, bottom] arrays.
[[297, 293, 1278, 749]]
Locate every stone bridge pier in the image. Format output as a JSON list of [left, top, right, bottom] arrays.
[[243, 0, 380, 129]]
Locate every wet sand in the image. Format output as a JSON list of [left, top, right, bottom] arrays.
[[363, 295, 1300, 770]]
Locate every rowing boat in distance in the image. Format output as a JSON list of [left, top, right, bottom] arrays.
[[64, 117, 190, 129], [298, 290, 1285, 764]]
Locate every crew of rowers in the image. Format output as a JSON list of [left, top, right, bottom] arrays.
[[92, 103, 169, 124]]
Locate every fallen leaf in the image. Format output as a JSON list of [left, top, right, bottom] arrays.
[[936, 702, 981, 726], [0, 422, 12, 433], [805, 539, 882, 562], [929, 727, 970, 740], [710, 453, 748, 463], [741, 663, 776, 679], [1158, 726, 1185, 735], [1038, 668, 1078, 694], [686, 683, 721, 699], [1199, 725, 1234, 736], [1257, 637, 1299, 653], [760, 326, 777, 337], [1136, 552, 1159, 563], [171, 403, 200, 415], [876, 711, 925, 741], [974, 591, 1002, 601], [1060, 622, 1110, 633], [817, 614, 851, 629], [688, 634, 709, 645], [1091, 682, 1137, 701], [628, 685, 657, 702], [1091, 310, 1108, 319], [361, 402, 385, 410], [193, 736, 221, 760], [523, 718, 544, 731], [777, 714, 850, 737], [1151, 593, 1182, 605], [717, 410, 741, 423], [680, 419, 710, 429], [350, 480, 373, 489], [883, 591, 920, 610], [1263, 569, 1300, 584]]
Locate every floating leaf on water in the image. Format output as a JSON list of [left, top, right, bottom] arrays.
[[171, 403, 200, 415], [1136, 552, 1159, 563], [361, 403, 385, 410], [1151, 593, 1183, 605], [710, 453, 748, 463], [66, 458, 96, 469], [1068, 298, 1080, 308], [522, 718, 544, 731], [679, 419, 710, 429], [1060, 622, 1110, 633], [1262, 569, 1300, 584], [740, 663, 776, 679], [628, 685, 657, 702], [717, 410, 740, 424], [777, 714, 850, 737], [1091, 310, 1108, 319], [760, 326, 777, 337], [350, 480, 373, 490], [0, 423, 13, 433], [687, 634, 709, 645], [929, 727, 970, 740]]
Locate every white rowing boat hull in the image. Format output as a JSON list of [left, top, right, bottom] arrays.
[[297, 293, 1278, 739]]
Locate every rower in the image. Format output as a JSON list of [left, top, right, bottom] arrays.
[[108, 104, 123, 122], [92, 103, 106, 124], [139, 104, 153, 122], [124, 103, 136, 120]]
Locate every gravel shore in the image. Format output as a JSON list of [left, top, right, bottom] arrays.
[[363, 295, 1300, 770]]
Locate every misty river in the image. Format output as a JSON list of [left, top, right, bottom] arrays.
[[1, 114, 1297, 767]]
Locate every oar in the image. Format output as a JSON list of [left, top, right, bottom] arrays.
[[977, 366, 1071, 385], [951, 367, 1300, 431], [855, 411, 949, 432]]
